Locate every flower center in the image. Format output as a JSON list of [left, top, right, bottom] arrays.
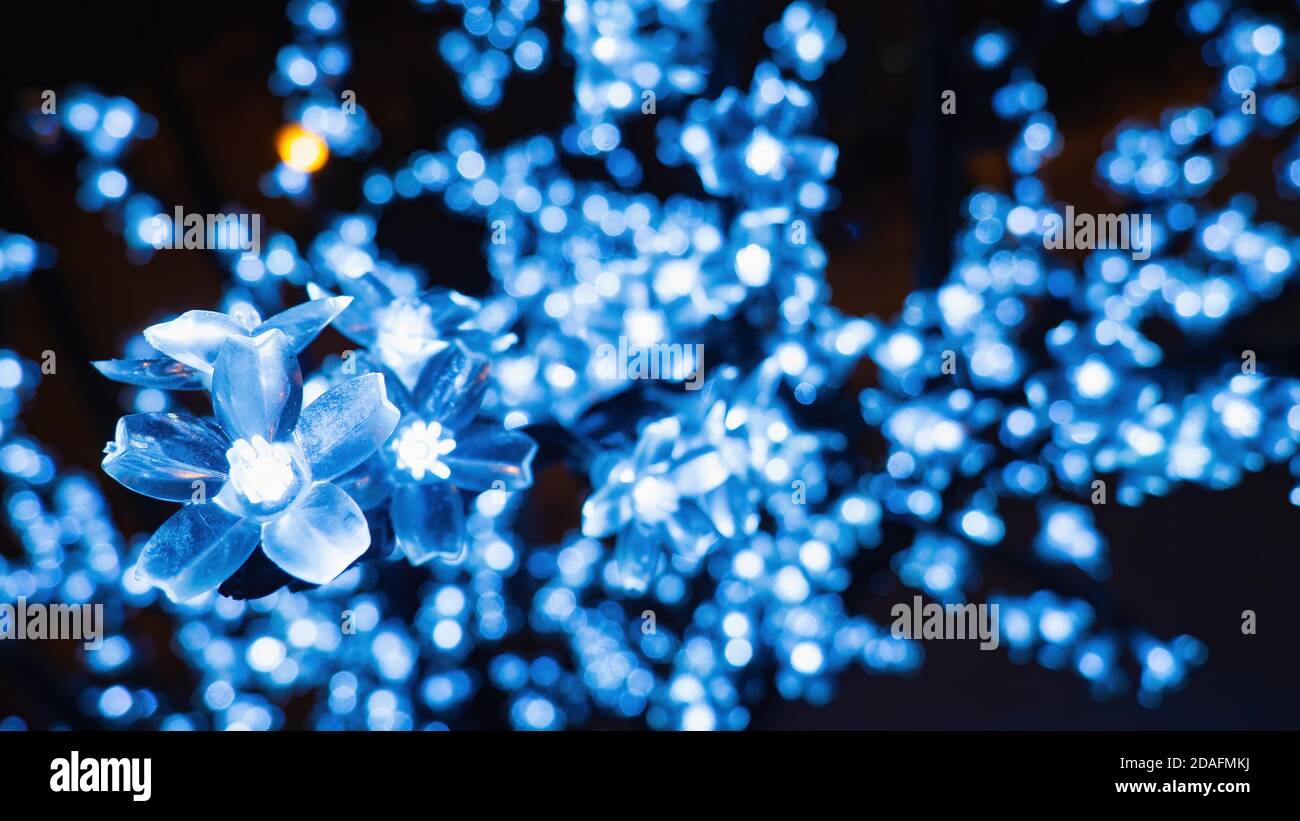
[[631, 474, 679, 523], [376, 299, 436, 360], [392, 420, 457, 481], [226, 436, 297, 504]]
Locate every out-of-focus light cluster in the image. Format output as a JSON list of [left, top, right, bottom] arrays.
[[421, 0, 550, 110], [995, 591, 1206, 706], [21, 88, 175, 264], [24, 86, 157, 160], [264, 0, 378, 198], [0, 231, 55, 286], [564, 0, 712, 132], [27, 86, 316, 291], [659, 61, 838, 213], [845, 0, 1300, 700], [0, 352, 150, 728], [764, 1, 845, 81], [1046, 0, 1153, 34]]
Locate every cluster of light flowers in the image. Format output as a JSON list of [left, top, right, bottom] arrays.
[[0, 350, 161, 729], [419, 0, 550, 110], [3, 0, 1298, 730], [23, 86, 318, 296], [22, 88, 165, 262], [564, 0, 712, 134]]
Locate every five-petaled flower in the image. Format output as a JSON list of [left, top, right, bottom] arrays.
[[357, 340, 538, 564], [308, 273, 514, 389], [102, 328, 399, 601], [581, 415, 733, 593]]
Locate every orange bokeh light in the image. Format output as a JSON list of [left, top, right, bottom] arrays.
[[276, 124, 329, 173]]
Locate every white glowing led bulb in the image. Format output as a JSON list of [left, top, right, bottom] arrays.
[[226, 436, 297, 504], [392, 420, 458, 481]]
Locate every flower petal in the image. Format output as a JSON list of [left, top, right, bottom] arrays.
[[143, 310, 246, 373], [391, 481, 464, 564], [458, 328, 518, 356], [136, 503, 261, 602], [369, 359, 417, 416], [103, 413, 230, 502], [443, 423, 536, 491], [326, 273, 398, 347], [258, 296, 354, 353], [668, 448, 729, 496], [415, 342, 490, 430], [702, 478, 756, 540], [581, 483, 630, 538], [333, 454, 393, 510], [261, 482, 370, 584], [92, 358, 207, 390], [419, 286, 480, 329], [661, 500, 719, 560], [614, 522, 661, 594], [306, 282, 375, 348], [295, 372, 400, 481], [212, 329, 303, 443], [633, 417, 681, 470], [334, 271, 396, 311]]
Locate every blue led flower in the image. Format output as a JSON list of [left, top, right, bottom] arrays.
[[582, 414, 732, 593], [307, 275, 513, 388], [102, 328, 400, 600], [364, 341, 537, 563]]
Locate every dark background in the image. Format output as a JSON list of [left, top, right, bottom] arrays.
[[0, 0, 1298, 729]]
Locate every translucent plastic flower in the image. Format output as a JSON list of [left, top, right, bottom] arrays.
[[368, 341, 537, 564], [581, 415, 731, 593], [308, 276, 513, 388], [93, 296, 352, 390], [102, 329, 399, 600]]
